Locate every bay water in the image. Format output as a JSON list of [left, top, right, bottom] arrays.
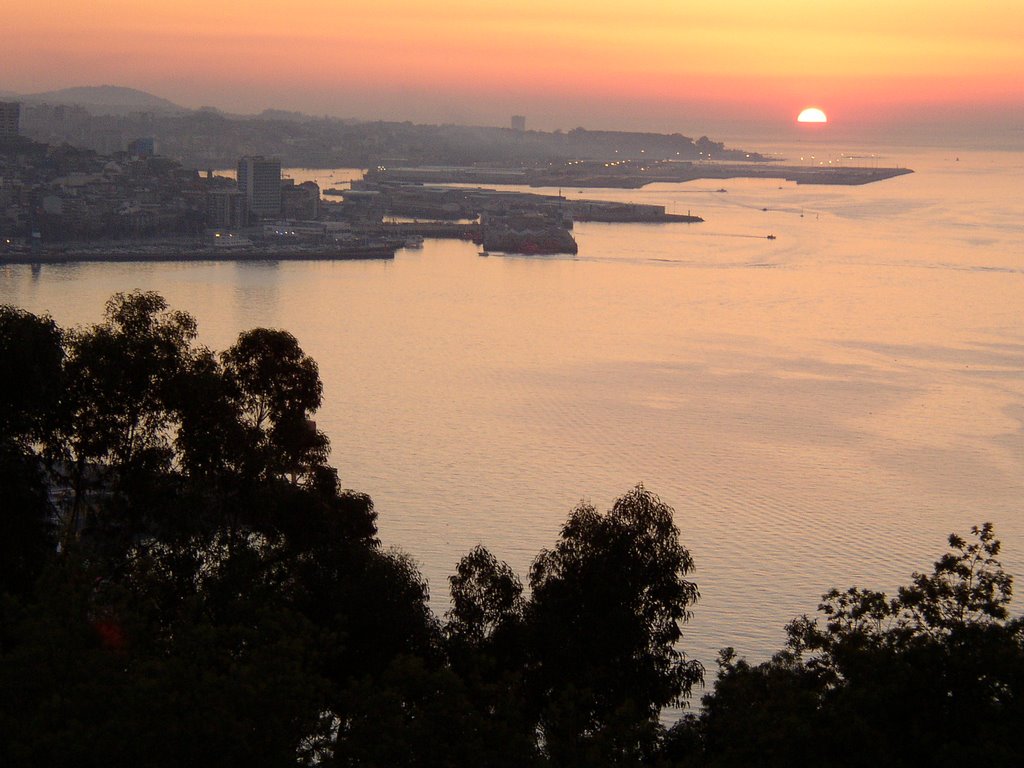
[[3, 142, 1022, 674]]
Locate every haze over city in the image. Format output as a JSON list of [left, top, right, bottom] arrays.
[[6, 1, 1023, 141]]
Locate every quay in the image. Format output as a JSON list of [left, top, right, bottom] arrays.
[[1, 242, 397, 265], [381, 221, 479, 239], [367, 161, 913, 189], [355, 181, 702, 225]]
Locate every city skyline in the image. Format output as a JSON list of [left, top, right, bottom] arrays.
[[5, 1, 1023, 139]]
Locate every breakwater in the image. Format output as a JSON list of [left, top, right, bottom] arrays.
[[367, 162, 912, 189]]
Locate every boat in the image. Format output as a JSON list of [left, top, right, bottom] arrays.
[[766, 234, 776, 240]]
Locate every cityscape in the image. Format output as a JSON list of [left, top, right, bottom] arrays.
[[2, 1, 1023, 764], [2, 92, 908, 262]]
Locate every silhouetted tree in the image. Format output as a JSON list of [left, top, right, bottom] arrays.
[[524, 485, 703, 764], [0, 305, 64, 445], [56, 291, 197, 547], [222, 327, 328, 485], [673, 525, 1024, 768], [447, 544, 525, 647], [0, 306, 63, 596], [0, 294, 443, 767]]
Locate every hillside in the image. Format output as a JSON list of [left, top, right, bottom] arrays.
[[20, 85, 184, 114]]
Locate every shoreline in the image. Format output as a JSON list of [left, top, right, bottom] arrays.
[[1, 243, 397, 265]]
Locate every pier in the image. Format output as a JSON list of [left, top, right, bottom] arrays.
[[367, 161, 913, 189]]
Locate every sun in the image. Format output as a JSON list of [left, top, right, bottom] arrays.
[[797, 107, 828, 123]]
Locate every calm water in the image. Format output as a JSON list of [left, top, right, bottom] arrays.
[[3, 144, 1023, 671]]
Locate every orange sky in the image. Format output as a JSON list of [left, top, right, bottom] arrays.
[[5, 1, 1023, 132]]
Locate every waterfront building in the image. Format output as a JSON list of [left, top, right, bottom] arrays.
[[0, 102, 21, 139], [206, 189, 247, 229], [511, 114, 526, 131], [281, 179, 320, 220], [237, 156, 281, 220]]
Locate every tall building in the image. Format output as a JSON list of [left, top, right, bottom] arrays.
[[510, 115, 526, 132], [0, 102, 21, 139], [237, 156, 282, 219]]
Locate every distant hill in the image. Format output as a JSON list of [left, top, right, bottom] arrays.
[[257, 108, 316, 123], [20, 85, 185, 115]]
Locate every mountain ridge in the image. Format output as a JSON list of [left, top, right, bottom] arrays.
[[18, 85, 185, 114]]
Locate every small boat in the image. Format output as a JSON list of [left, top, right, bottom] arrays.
[[766, 234, 776, 240]]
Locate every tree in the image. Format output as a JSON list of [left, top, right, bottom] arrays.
[[678, 525, 1024, 768], [57, 291, 198, 547], [221, 328, 328, 484], [525, 485, 703, 764], [62, 291, 197, 469], [442, 546, 536, 764], [0, 295, 444, 767], [0, 305, 64, 446], [898, 522, 1013, 632], [0, 547, 330, 768], [0, 306, 64, 596], [447, 544, 525, 647]]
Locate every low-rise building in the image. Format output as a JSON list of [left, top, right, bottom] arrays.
[[281, 179, 320, 220]]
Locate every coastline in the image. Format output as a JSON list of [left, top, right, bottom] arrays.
[[1, 242, 397, 265]]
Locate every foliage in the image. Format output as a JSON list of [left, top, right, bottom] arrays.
[[526, 485, 703, 717], [441, 486, 704, 766], [0, 305, 64, 445], [899, 522, 1013, 632], [0, 293, 435, 766], [0, 306, 63, 596], [447, 544, 525, 646], [62, 291, 197, 469], [673, 525, 1024, 768], [221, 327, 329, 483]]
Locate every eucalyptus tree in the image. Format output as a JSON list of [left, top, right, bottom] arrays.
[[525, 485, 704, 764], [63, 291, 197, 469], [221, 327, 328, 485], [57, 291, 198, 545]]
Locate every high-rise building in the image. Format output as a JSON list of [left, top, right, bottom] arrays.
[[237, 156, 282, 219], [0, 102, 21, 139], [510, 115, 526, 132]]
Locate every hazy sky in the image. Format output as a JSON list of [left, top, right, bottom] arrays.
[[6, 1, 1023, 134]]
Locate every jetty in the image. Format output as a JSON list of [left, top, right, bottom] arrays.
[[366, 160, 912, 189]]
